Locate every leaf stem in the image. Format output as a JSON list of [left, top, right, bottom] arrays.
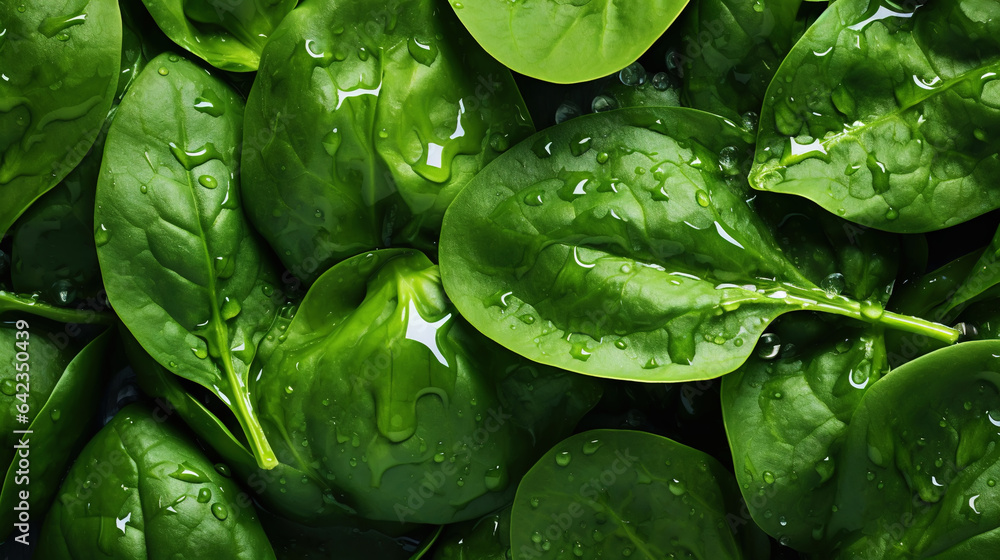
[[219, 357, 279, 470], [0, 291, 116, 325], [777, 286, 960, 344]]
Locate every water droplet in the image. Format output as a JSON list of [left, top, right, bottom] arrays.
[[139, 184, 148, 194], [591, 95, 617, 113], [582, 439, 602, 455], [192, 346, 208, 359], [860, 300, 884, 320], [94, 224, 110, 246], [821, 272, 846, 296], [214, 463, 231, 477], [866, 154, 890, 194], [211, 503, 228, 520], [569, 134, 592, 156], [489, 133, 510, 152], [2, 379, 19, 396], [531, 136, 554, 158], [651, 72, 671, 91], [555, 451, 572, 467], [198, 175, 218, 189], [555, 102, 580, 124], [220, 298, 241, 320], [50, 408, 61, 421], [763, 471, 776, 484], [695, 190, 711, 207], [406, 35, 439, 66], [48, 279, 76, 306], [168, 142, 222, 170], [596, 151, 609, 164], [197, 488, 212, 503], [484, 466, 506, 491], [718, 146, 740, 176], [158, 67, 169, 76], [756, 333, 781, 359], [38, 10, 87, 38], [214, 256, 235, 279], [619, 62, 646, 86], [885, 208, 899, 220], [169, 462, 208, 483], [193, 90, 225, 117]]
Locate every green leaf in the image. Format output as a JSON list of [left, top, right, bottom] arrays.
[[140, 0, 296, 71], [37, 404, 276, 559], [439, 107, 958, 383], [0, 0, 122, 237], [432, 506, 510, 560], [241, 0, 534, 283], [95, 53, 281, 469], [722, 318, 887, 551], [680, 0, 803, 121], [250, 249, 602, 524], [826, 341, 1000, 557], [945, 225, 1000, 315], [510, 429, 766, 560], [757, 193, 901, 303], [751, 0, 1000, 232], [0, 326, 109, 542], [449, 0, 689, 84]]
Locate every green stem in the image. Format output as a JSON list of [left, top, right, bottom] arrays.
[[781, 288, 961, 345], [0, 291, 116, 325], [219, 357, 279, 470]]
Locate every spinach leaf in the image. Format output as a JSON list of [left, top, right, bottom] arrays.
[[757, 193, 900, 304], [432, 506, 510, 560], [9, 0, 168, 308], [944, 225, 1000, 315], [125, 325, 373, 528], [722, 319, 887, 551], [241, 0, 534, 283], [0, 0, 122, 238], [448, 0, 689, 84], [0, 325, 109, 542], [826, 340, 1000, 557], [510, 429, 768, 559], [751, 0, 1000, 232], [250, 249, 602, 524], [95, 53, 281, 468], [141, 0, 296, 71], [679, 0, 803, 121], [37, 404, 276, 559], [9, 138, 104, 306], [439, 107, 958, 382]]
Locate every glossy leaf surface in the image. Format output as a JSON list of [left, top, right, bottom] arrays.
[[251, 249, 602, 524], [141, 0, 296, 71], [432, 506, 510, 560], [96, 53, 280, 468], [510, 429, 765, 559], [242, 0, 534, 283], [0, 0, 122, 237], [827, 341, 1000, 557], [439, 107, 957, 382], [37, 404, 276, 559], [722, 319, 887, 551], [449, 0, 689, 84], [0, 325, 108, 542], [751, 0, 1000, 232], [680, 0, 803, 121]]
